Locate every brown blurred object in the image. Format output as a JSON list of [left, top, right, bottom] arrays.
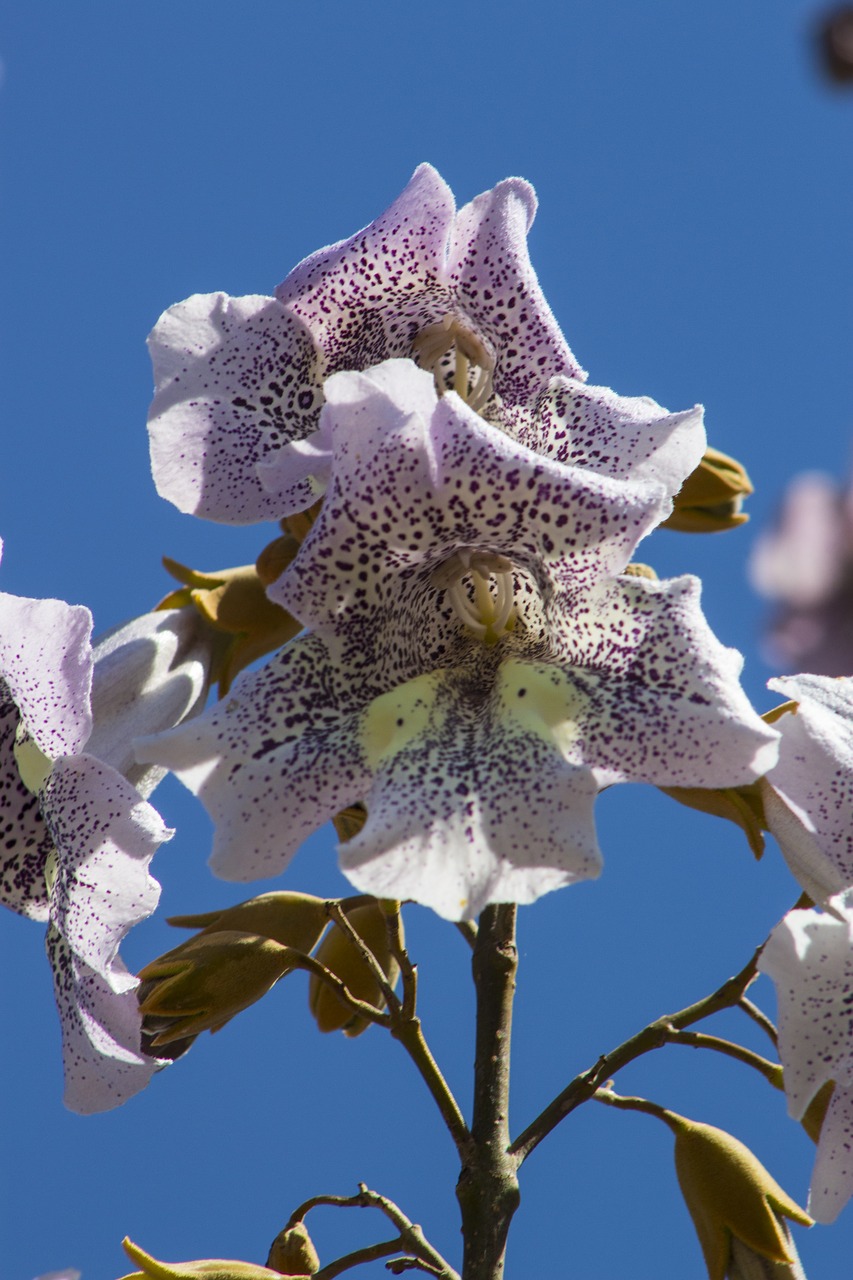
[[818, 6, 853, 82]]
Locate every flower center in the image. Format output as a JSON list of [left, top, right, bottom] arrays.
[[434, 550, 518, 644], [412, 316, 495, 413]]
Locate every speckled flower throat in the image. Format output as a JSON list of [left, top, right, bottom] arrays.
[[412, 316, 495, 412], [433, 550, 518, 644]]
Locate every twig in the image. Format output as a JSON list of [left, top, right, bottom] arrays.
[[314, 1239, 402, 1279], [285, 951, 390, 1028], [594, 1088, 678, 1127], [455, 921, 478, 950], [509, 944, 765, 1163], [664, 1027, 783, 1087], [738, 995, 779, 1046], [328, 901, 402, 1014]]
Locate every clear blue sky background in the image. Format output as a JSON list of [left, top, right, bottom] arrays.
[[2, 2, 852, 1276]]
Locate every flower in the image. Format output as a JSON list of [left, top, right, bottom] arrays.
[[0, 560, 212, 1110], [147, 164, 584, 525], [758, 889, 853, 1224], [139, 363, 777, 919], [750, 470, 853, 675], [759, 674, 853, 904]]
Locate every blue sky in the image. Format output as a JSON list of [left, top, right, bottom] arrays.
[[2, 2, 852, 1276]]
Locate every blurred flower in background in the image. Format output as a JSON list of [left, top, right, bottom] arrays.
[[750, 469, 853, 675], [817, 6, 853, 83]]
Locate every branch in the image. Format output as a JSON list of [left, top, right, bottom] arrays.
[[328, 901, 402, 1014], [509, 944, 765, 1162], [664, 1027, 783, 1088], [285, 951, 391, 1028], [738, 995, 778, 1046], [314, 1239, 402, 1279]]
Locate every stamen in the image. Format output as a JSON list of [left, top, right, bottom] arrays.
[[435, 552, 518, 644], [412, 315, 496, 412]]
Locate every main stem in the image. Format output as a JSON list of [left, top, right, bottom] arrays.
[[456, 904, 520, 1280]]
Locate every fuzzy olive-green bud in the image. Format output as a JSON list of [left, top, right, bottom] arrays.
[[265, 1222, 320, 1275], [662, 446, 753, 534], [167, 892, 329, 954], [309, 902, 401, 1036], [138, 930, 294, 1048], [670, 1115, 812, 1280], [118, 1238, 293, 1280]]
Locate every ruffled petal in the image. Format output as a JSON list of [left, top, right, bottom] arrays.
[[763, 675, 853, 894], [341, 662, 601, 920], [147, 293, 320, 523], [519, 376, 706, 498], [43, 755, 169, 979], [450, 178, 585, 398], [275, 164, 457, 372], [135, 634, 373, 882], [46, 925, 160, 1114], [549, 574, 779, 788], [0, 591, 93, 758]]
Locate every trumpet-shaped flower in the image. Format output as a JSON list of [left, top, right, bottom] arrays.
[[760, 674, 853, 903], [147, 164, 584, 525], [0, 567, 212, 1109], [139, 364, 777, 919], [759, 889, 853, 1223]]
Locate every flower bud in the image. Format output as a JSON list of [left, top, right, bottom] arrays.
[[167, 892, 329, 953], [661, 446, 753, 534], [308, 902, 401, 1036], [671, 1115, 812, 1280], [118, 1238, 292, 1280], [159, 556, 301, 693], [265, 1222, 320, 1275], [137, 930, 294, 1049]]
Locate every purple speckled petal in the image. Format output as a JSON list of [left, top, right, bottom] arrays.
[[273, 361, 682, 629], [762, 675, 853, 898], [759, 893, 853, 1223], [517, 376, 705, 497], [0, 694, 53, 919], [549, 574, 779, 788], [147, 293, 320, 523], [450, 178, 585, 399], [0, 591, 92, 758], [47, 925, 160, 1114], [341, 662, 601, 920], [135, 633, 374, 883], [276, 164, 457, 373], [43, 755, 169, 980]]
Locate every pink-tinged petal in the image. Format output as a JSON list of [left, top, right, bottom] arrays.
[[147, 293, 320, 523], [759, 894, 853, 1222], [341, 664, 601, 920], [87, 608, 214, 797], [808, 1085, 853, 1224], [751, 474, 847, 609], [0, 696, 53, 919], [135, 635, 373, 882], [0, 592, 93, 758], [42, 756, 169, 980], [450, 177, 585, 397], [273, 361, 676, 629], [519, 377, 706, 498], [275, 164, 457, 372], [763, 675, 853, 894], [46, 926, 160, 1114], [550, 575, 779, 788]]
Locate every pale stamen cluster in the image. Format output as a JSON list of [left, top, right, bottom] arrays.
[[433, 548, 517, 643], [412, 315, 495, 413]]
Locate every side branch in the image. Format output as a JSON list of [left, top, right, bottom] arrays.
[[509, 944, 766, 1163]]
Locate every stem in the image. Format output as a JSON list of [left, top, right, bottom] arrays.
[[594, 1088, 679, 1128], [314, 1239, 402, 1279], [456, 904, 520, 1280], [392, 1014, 470, 1153], [510, 945, 764, 1163], [665, 1028, 783, 1088], [738, 995, 778, 1046]]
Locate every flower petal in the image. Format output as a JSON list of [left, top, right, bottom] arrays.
[[808, 1084, 853, 1224], [43, 755, 169, 979], [549, 574, 779, 788], [147, 293, 320, 523], [342, 662, 601, 920], [0, 591, 93, 758], [135, 634, 373, 882], [47, 925, 160, 1114], [0, 694, 53, 919], [450, 177, 585, 398]]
